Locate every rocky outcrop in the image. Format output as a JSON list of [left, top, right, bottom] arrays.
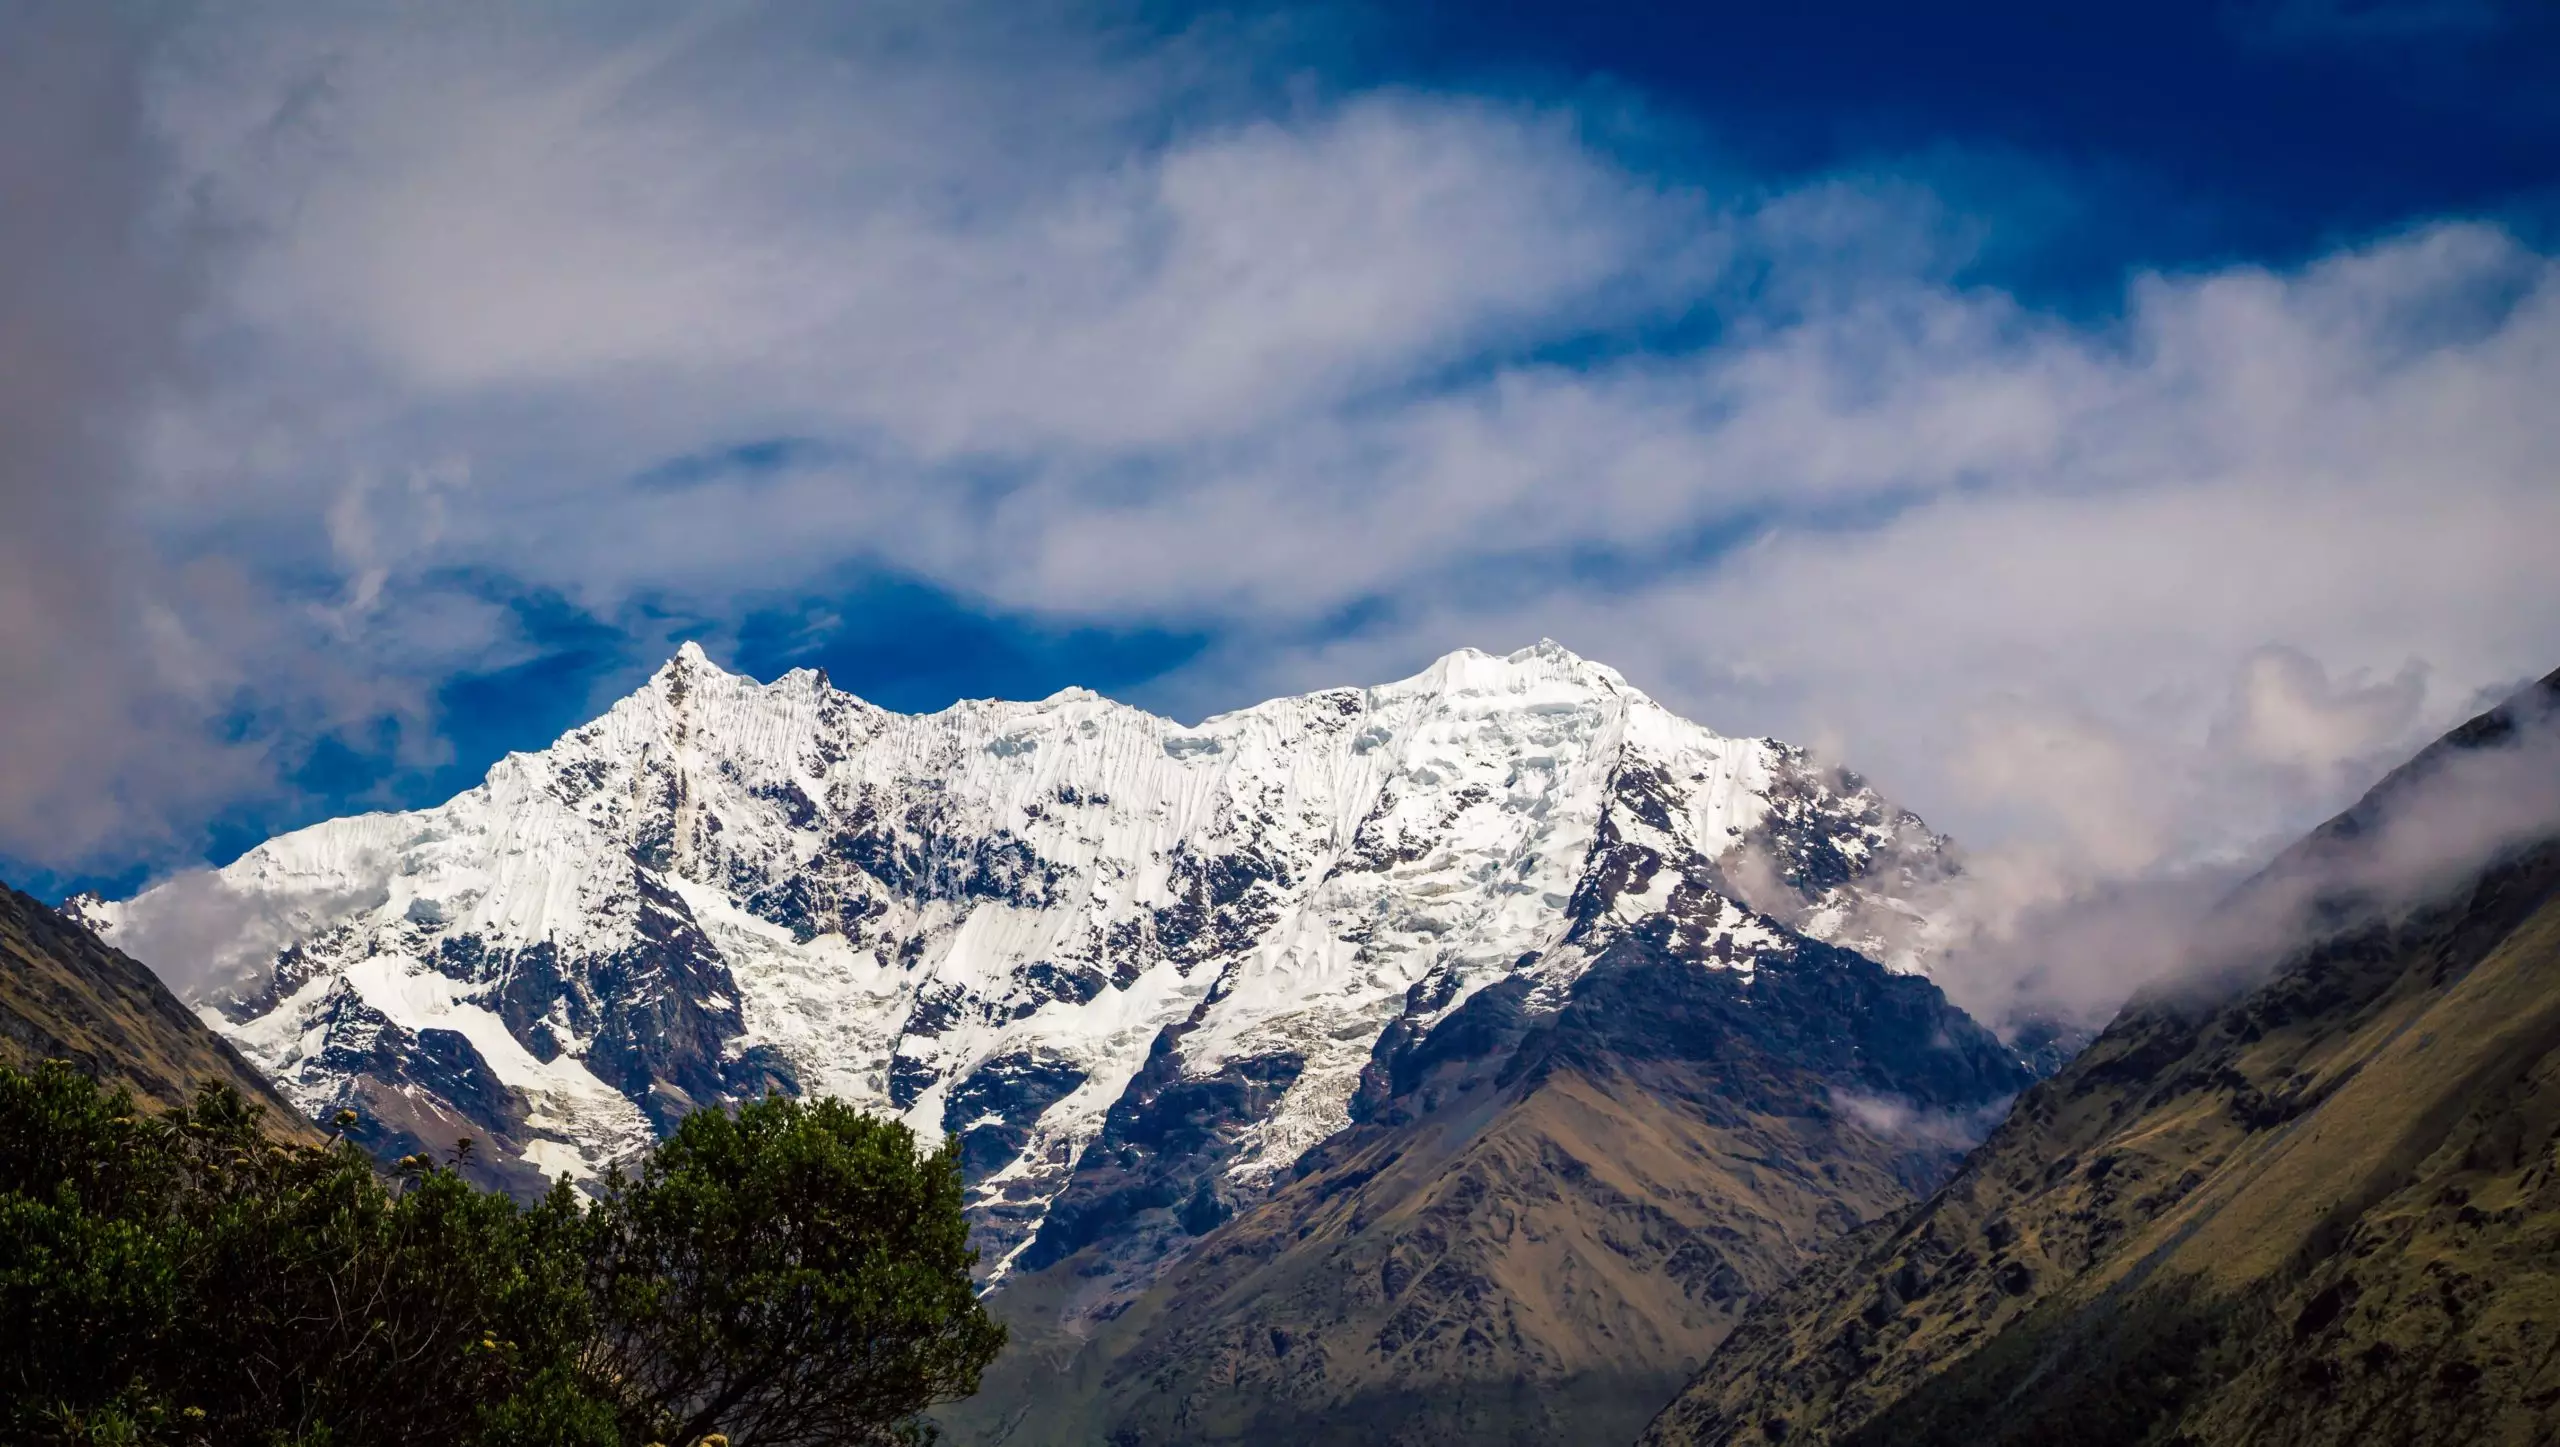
[[941, 766, 2034, 1447]]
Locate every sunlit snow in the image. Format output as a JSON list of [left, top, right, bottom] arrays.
[[91, 640, 1948, 1265]]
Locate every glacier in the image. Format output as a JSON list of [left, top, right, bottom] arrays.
[[82, 640, 1958, 1278]]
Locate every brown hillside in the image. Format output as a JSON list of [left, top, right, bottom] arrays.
[[1645, 669, 2560, 1447], [0, 882, 317, 1140], [948, 925, 2031, 1447]]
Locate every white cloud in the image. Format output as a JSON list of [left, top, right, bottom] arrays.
[[2216, 646, 2427, 775], [1186, 226, 2557, 848], [1, 0, 2550, 1039], [161, 9, 1707, 450]]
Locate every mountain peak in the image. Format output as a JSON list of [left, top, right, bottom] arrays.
[[1380, 638, 1634, 705], [638, 640, 734, 701], [626, 639, 1635, 741], [96, 640, 1957, 1277]]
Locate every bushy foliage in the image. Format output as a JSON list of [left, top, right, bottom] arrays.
[[0, 1062, 1002, 1446], [586, 1095, 1005, 1447]]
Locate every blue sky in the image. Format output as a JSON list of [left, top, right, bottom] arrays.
[[1, 0, 2555, 906], [1393, 0, 2557, 248]]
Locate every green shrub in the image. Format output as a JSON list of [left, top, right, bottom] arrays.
[[584, 1094, 1004, 1447], [0, 1062, 1002, 1446]]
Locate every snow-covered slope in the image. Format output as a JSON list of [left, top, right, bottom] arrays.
[[85, 642, 1954, 1275]]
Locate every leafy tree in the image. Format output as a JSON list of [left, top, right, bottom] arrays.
[[0, 1063, 1003, 1446], [0, 1060, 615, 1444], [583, 1093, 1005, 1447]]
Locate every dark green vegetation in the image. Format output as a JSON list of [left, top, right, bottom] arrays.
[[587, 1094, 1006, 1447], [0, 883, 311, 1138], [1645, 670, 2560, 1447], [0, 1064, 1001, 1446]]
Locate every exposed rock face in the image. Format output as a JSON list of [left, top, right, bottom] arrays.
[[72, 640, 2080, 1445], [1642, 669, 2560, 1447], [940, 747, 2033, 1447], [86, 642, 1975, 1268]]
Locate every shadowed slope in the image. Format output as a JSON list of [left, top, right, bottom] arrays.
[[947, 903, 2032, 1447], [1645, 669, 2560, 1447], [0, 881, 317, 1140]]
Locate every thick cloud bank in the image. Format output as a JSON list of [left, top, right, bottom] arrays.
[[2, 3, 2554, 1023], [1926, 673, 2560, 1028]]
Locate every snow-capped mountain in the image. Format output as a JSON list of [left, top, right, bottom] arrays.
[[84, 641, 1957, 1278]]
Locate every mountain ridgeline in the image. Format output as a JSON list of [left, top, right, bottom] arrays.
[[40, 649, 2560, 1443], [1643, 667, 2560, 1447], [76, 641, 2052, 1444]]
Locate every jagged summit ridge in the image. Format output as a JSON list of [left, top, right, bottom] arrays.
[[87, 641, 1954, 1276]]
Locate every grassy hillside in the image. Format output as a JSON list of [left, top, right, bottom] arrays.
[[0, 881, 317, 1140], [1645, 673, 2560, 1447]]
